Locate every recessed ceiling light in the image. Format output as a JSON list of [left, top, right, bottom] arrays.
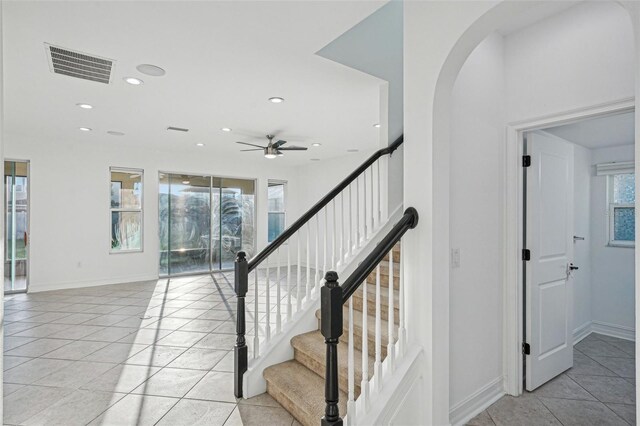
[[347, 149, 359, 153], [77, 103, 93, 109], [107, 131, 125, 136], [221, 128, 232, 132], [268, 97, 284, 103], [196, 143, 205, 147], [311, 158, 320, 161], [79, 127, 92, 132], [124, 77, 144, 85], [373, 123, 380, 128], [136, 64, 166, 77], [312, 143, 322, 147]]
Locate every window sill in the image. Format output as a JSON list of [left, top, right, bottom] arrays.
[[607, 243, 635, 249]]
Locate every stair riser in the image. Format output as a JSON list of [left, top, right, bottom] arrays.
[[266, 381, 315, 426], [352, 294, 400, 324], [366, 273, 400, 289], [317, 318, 390, 358], [294, 348, 364, 398]]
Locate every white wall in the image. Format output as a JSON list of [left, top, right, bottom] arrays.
[[5, 133, 302, 292], [591, 145, 636, 335], [403, 1, 640, 423], [505, 1, 635, 123], [449, 32, 505, 412], [444, 2, 636, 422], [573, 144, 593, 337]]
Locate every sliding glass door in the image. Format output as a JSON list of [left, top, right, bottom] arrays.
[[5, 160, 29, 293], [159, 173, 255, 276]]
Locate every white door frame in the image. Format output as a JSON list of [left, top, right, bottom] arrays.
[[503, 96, 636, 396]]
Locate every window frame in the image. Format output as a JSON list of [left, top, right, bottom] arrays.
[[606, 172, 635, 248], [267, 180, 287, 243], [109, 167, 144, 254]]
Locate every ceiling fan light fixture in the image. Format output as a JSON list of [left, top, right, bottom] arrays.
[[265, 153, 277, 159]]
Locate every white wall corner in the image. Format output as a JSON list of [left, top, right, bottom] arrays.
[[591, 321, 636, 342], [573, 321, 593, 344], [449, 376, 505, 426]]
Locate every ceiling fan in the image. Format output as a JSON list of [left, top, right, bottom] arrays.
[[236, 134, 307, 159]]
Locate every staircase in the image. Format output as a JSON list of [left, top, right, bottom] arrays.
[[263, 244, 401, 426]]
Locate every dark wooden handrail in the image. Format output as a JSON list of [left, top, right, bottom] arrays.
[[247, 135, 403, 271], [320, 206, 418, 425], [340, 207, 418, 303]]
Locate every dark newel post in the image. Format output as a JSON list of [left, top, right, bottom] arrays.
[[321, 271, 344, 426], [234, 251, 248, 398]]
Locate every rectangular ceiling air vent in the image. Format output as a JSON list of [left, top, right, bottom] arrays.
[[167, 127, 189, 132], [45, 44, 114, 84]]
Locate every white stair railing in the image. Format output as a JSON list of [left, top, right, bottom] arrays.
[[234, 137, 404, 399]]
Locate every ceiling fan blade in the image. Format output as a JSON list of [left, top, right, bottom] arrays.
[[278, 146, 308, 151], [272, 140, 287, 148], [240, 149, 263, 152], [236, 141, 266, 149]]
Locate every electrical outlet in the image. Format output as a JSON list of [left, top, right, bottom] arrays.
[[451, 248, 460, 269]]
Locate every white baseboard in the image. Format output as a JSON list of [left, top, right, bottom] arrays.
[[573, 321, 593, 344], [572, 321, 635, 344], [449, 376, 505, 426], [592, 321, 635, 342], [27, 274, 160, 293]]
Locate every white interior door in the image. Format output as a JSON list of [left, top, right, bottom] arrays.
[[525, 130, 574, 391]]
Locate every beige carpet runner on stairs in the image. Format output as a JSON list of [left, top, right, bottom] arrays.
[[263, 244, 401, 426]]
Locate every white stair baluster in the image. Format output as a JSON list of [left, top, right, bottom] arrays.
[[399, 240, 406, 355], [363, 170, 368, 241], [348, 184, 353, 257], [340, 191, 345, 264], [287, 243, 292, 321], [297, 232, 301, 312], [306, 223, 310, 302], [315, 214, 320, 292], [276, 247, 281, 335], [332, 199, 337, 269], [377, 159, 381, 228], [265, 257, 271, 341], [369, 167, 374, 237], [253, 271, 259, 358], [361, 278, 369, 411], [323, 207, 328, 278], [348, 297, 355, 425], [356, 176, 361, 248], [374, 265, 382, 392], [387, 249, 395, 372]]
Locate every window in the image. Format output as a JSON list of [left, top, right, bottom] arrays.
[[268, 181, 286, 243], [110, 168, 143, 252], [598, 161, 635, 247]]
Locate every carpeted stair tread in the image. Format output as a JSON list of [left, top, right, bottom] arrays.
[[264, 359, 347, 426], [315, 307, 395, 357], [291, 330, 374, 396], [352, 283, 399, 324]]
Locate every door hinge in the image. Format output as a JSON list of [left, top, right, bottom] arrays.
[[522, 342, 531, 355], [522, 249, 531, 261], [522, 155, 531, 167]]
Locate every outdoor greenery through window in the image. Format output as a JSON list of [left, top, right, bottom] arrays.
[[110, 168, 143, 252], [609, 172, 635, 247], [268, 181, 286, 243]]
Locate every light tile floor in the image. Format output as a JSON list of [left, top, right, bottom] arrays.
[[3, 272, 305, 425], [468, 333, 636, 426]]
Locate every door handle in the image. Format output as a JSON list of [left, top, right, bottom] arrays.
[[569, 263, 579, 271]]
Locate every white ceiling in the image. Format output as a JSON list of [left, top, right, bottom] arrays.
[[3, 1, 386, 165], [544, 111, 635, 149]]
